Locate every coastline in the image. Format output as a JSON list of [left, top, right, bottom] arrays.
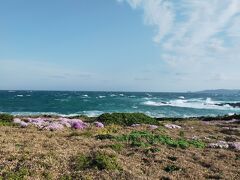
[[0, 112, 239, 179], [1, 90, 240, 118]]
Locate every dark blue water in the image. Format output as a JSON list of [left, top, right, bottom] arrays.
[[0, 90, 240, 117]]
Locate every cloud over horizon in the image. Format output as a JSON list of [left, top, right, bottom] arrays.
[[1, 0, 240, 91], [117, 0, 240, 82]]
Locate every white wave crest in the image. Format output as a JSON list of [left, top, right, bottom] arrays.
[[98, 96, 106, 99], [142, 98, 240, 111], [82, 111, 104, 117]]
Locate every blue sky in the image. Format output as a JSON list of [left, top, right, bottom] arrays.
[[1, 0, 240, 92]]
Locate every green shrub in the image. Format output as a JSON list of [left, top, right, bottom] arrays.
[[68, 132, 81, 137], [189, 140, 205, 148], [97, 113, 158, 126], [3, 167, 30, 179], [164, 165, 181, 173], [116, 131, 205, 149], [108, 143, 124, 152], [0, 113, 14, 122], [144, 147, 160, 154], [74, 154, 91, 170], [60, 175, 73, 180], [68, 131, 93, 138], [0, 121, 15, 126], [167, 156, 178, 161], [179, 131, 185, 137], [236, 154, 240, 161], [95, 134, 115, 140], [0, 114, 15, 126], [177, 139, 190, 149], [97, 124, 120, 134], [93, 152, 120, 170], [74, 152, 120, 171], [42, 171, 53, 180]]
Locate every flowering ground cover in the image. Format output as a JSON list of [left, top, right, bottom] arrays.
[[0, 113, 239, 179]]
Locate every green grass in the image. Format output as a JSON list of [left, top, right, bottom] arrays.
[[74, 151, 121, 171], [97, 113, 159, 126], [68, 131, 93, 138], [179, 131, 185, 137], [0, 121, 16, 126], [108, 143, 124, 152], [2, 167, 30, 180], [95, 134, 115, 140], [0, 114, 15, 127], [144, 147, 160, 154], [0, 113, 14, 122], [74, 154, 91, 171], [167, 156, 178, 161], [115, 131, 205, 149], [60, 175, 73, 180], [188, 140, 206, 148], [164, 165, 181, 173], [236, 154, 240, 161], [93, 152, 120, 170]]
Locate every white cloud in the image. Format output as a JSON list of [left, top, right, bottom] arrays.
[[117, 0, 240, 86], [118, 0, 175, 42]]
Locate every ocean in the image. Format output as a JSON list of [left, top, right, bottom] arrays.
[[0, 90, 240, 118]]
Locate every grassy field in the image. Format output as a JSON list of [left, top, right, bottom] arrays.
[[0, 113, 239, 179]]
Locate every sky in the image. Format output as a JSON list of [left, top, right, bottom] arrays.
[[0, 0, 240, 92]]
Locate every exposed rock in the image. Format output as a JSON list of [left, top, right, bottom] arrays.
[[164, 124, 181, 129], [208, 141, 229, 149], [208, 141, 240, 151], [217, 102, 240, 108], [228, 142, 240, 151], [149, 125, 158, 130], [131, 124, 141, 127]]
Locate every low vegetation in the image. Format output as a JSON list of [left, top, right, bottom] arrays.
[[0, 113, 15, 126], [115, 131, 205, 149], [97, 113, 159, 126], [164, 165, 181, 173], [108, 143, 124, 152], [73, 151, 120, 171], [0, 113, 14, 122], [0, 113, 239, 179], [1, 167, 30, 179]]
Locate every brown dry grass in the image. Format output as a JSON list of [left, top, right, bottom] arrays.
[[0, 120, 239, 180]]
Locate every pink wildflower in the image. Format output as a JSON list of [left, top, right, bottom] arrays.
[[94, 122, 104, 128], [13, 118, 28, 128], [13, 118, 22, 124], [19, 121, 28, 128], [72, 122, 87, 129], [44, 122, 64, 131]]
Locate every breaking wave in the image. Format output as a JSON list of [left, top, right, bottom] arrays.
[[142, 98, 240, 110]]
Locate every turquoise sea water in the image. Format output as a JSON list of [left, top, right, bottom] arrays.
[[0, 90, 240, 117]]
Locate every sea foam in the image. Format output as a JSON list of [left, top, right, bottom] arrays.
[[142, 98, 240, 110]]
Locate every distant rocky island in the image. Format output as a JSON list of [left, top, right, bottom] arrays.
[[197, 89, 240, 94]]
